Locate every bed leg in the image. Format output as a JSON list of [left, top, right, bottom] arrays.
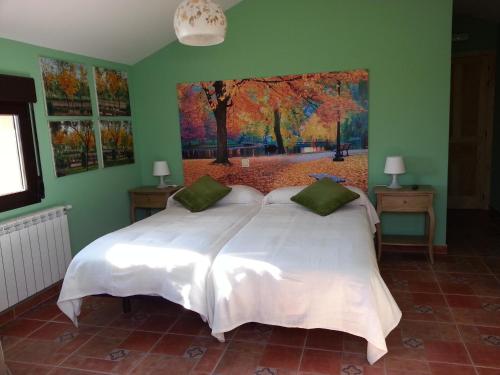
[[122, 297, 132, 314]]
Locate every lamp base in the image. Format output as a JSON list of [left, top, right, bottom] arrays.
[[387, 174, 402, 189], [157, 176, 168, 189]]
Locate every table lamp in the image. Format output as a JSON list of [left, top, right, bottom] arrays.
[[153, 161, 170, 188], [384, 156, 406, 189]]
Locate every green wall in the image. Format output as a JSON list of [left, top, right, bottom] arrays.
[[0, 37, 141, 253], [131, 0, 453, 245]]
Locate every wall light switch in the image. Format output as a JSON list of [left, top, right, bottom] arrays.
[[241, 158, 250, 168]]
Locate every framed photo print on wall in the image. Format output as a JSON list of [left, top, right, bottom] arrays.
[[94, 67, 131, 116], [40, 57, 92, 116], [49, 120, 98, 177], [99, 120, 135, 167]]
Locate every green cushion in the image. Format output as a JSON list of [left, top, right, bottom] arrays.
[[290, 178, 360, 216], [174, 175, 231, 212]]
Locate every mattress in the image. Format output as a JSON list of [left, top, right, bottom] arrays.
[[207, 193, 401, 364], [58, 197, 262, 325]]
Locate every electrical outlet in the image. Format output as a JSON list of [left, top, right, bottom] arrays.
[[241, 158, 250, 168]]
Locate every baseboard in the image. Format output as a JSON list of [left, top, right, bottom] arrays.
[[0, 281, 62, 327], [381, 244, 448, 255]]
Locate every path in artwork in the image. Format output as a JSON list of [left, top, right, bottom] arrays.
[[183, 153, 368, 193]]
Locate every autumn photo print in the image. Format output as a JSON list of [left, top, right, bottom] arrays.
[[50, 120, 98, 177], [95, 67, 131, 116], [40, 57, 92, 116], [100, 120, 135, 167], [177, 69, 368, 193]]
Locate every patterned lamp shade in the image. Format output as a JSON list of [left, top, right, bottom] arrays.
[[174, 0, 227, 46]]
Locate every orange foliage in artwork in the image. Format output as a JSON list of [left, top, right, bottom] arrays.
[[179, 71, 367, 143], [178, 69, 369, 191], [183, 154, 368, 193], [58, 67, 79, 99]]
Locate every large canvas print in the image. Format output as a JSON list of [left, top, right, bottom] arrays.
[[177, 69, 369, 192], [49, 120, 98, 177], [100, 120, 135, 167], [94, 67, 131, 116], [40, 57, 92, 116]]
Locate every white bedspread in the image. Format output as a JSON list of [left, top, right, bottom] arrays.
[[207, 203, 401, 364], [58, 203, 261, 325]]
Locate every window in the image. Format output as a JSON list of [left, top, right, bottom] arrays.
[[0, 75, 44, 212], [1, 114, 27, 196]]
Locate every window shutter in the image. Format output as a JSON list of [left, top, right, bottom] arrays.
[[0, 74, 37, 103]]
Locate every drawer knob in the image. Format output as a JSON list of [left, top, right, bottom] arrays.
[[403, 200, 407, 204]]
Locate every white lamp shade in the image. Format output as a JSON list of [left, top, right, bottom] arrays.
[[174, 0, 227, 46], [384, 156, 406, 175], [153, 161, 170, 176]]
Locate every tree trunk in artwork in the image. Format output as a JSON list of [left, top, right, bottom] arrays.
[[212, 81, 230, 165], [273, 109, 286, 154], [84, 135, 90, 170]]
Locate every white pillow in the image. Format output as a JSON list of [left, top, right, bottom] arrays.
[[167, 185, 264, 209], [215, 185, 264, 206], [263, 186, 305, 205], [166, 188, 185, 208], [263, 185, 380, 233], [264, 185, 368, 207]]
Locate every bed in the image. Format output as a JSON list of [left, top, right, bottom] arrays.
[[207, 186, 402, 364], [57, 185, 264, 325]]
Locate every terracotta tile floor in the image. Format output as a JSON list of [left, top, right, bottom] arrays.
[[1, 209, 499, 374]]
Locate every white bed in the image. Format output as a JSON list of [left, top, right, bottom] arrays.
[[207, 186, 401, 364], [58, 186, 264, 325]]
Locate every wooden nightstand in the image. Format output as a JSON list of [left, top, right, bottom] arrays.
[[129, 186, 182, 223], [374, 186, 436, 263]]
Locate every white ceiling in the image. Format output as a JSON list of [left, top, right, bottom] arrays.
[[0, 0, 242, 65]]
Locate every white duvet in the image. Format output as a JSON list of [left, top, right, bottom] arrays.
[[58, 188, 263, 325], [207, 187, 401, 364]]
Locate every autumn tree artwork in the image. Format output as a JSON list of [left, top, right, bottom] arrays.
[[95, 68, 131, 116], [177, 69, 369, 192], [49, 121, 98, 177], [40, 57, 92, 116], [100, 120, 134, 167]]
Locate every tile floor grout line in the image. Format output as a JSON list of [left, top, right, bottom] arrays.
[[429, 260, 480, 375], [2, 314, 94, 371], [403, 318, 500, 329], [1, 335, 25, 354], [7, 357, 111, 375], [48, 363, 110, 375], [52, 323, 103, 369], [50, 300, 139, 372], [295, 333, 306, 375], [475, 364, 500, 371], [201, 327, 235, 375], [50, 363, 112, 375], [125, 305, 185, 375], [1, 319, 52, 358], [6, 359, 55, 370], [390, 290, 500, 299]]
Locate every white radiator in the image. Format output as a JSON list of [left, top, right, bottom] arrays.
[[0, 205, 72, 311]]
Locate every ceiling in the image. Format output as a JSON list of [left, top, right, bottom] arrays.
[[454, 0, 500, 22], [0, 0, 242, 65]]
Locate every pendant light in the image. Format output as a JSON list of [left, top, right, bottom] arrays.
[[174, 0, 227, 46]]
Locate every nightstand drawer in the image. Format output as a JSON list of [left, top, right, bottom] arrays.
[[380, 194, 431, 212], [132, 193, 167, 208]]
